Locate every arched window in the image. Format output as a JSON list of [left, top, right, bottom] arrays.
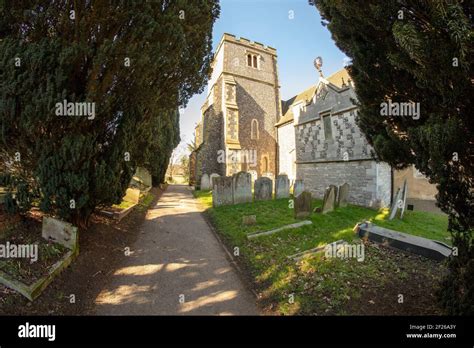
[[262, 156, 269, 173], [247, 54, 259, 69], [251, 119, 259, 140]]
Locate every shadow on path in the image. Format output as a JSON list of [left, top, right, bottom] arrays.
[[94, 184, 258, 315]]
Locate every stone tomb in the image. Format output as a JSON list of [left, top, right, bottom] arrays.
[[293, 179, 304, 198], [232, 171, 252, 204], [0, 217, 80, 301], [200, 173, 210, 191], [322, 185, 337, 214], [275, 174, 290, 199], [294, 191, 312, 218], [254, 177, 273, 201], [337, 183, 350, 208], [358, 223, 452, 261], [212, 176, 233, 207]]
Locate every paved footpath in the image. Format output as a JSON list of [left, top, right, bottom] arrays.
[[95, 184, 258, 315]]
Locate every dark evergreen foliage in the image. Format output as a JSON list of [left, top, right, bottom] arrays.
[[313, 0, 473, 314], [0, 1, 219, 227]]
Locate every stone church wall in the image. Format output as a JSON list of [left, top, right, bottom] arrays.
[[296, 109, 372, 163], [196, 76, 226, 184], [235, 76, 278, 176], [297, 160, 389, 207], [277, 122, 296, 181]]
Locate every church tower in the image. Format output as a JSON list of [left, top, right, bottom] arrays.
[[195, 33, 281, 181]]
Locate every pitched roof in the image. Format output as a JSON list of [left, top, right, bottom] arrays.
[[326, 68, 351, 88], [276, 68, 352, 127], [278, 85, 317, 126]]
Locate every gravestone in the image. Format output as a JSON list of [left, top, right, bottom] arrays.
[[400, 180, 408, 219], [242, 215, 257, 226], [123, 188, 140, 204], [200, 173, 210, 191], [294, 191, 312, 218], [210, 173, 220, 188], [389, 180, 408, 220], [254, 177, 272, 201], [337, 183, 350, 208], [275, 174, 290, 199], [232, 171, 252, 204], [329, 184, 339, 205], [293, 179, 304, 198], [42, 217, 78, 250], [136, 167, 152, 187], [322, 186, 336, 214], [212, 176, 233, 207]]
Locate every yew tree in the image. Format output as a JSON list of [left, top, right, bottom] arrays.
[[312, 0, 473, 314], [0, 1, 220, 227]]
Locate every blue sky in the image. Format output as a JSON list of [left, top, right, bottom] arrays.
[[178, 0, 349, 153]]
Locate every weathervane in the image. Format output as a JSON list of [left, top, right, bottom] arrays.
[[313, 56, 324, 78]]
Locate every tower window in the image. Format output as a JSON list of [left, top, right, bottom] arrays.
[[247, 53, 259, 69], [251, 119, 259, 140]]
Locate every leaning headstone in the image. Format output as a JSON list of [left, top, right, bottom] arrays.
[[42, 217, 78, 250], [136, 167, 152, 187], [123, 188, 140, 204], [212, 176, 233, 207], [275, 174, 290, 199], [389, 187, 403, 220], [200, 173, 210, 191], [322, 186, 336, 214], [254, 177, 273, 201], [294, 191, 312, 218], [329, 184, 339, 205], [293, 179, 304, 198], [337, 183, 350, 208], [242, 215, 257, 226], [232, 171, 252, 204], [210, 173, 220, 187], [400, 180, 408, 219]]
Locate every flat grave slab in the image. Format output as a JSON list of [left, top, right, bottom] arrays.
[[247, 220, 312, 239], [288, 239, 348, 262], [357, 223, 452, 261]]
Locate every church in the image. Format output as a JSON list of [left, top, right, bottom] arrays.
[[191, 33, 438, 210]]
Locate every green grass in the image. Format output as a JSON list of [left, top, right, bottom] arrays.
[[193, 190, 213, 207], [136, 192, 155, 212], [373, 209, 449, 243], [193, 190, 449, 315], [112, 200, 136, 210]]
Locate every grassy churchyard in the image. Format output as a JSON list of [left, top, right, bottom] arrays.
[[194, 190, 449, 315]]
